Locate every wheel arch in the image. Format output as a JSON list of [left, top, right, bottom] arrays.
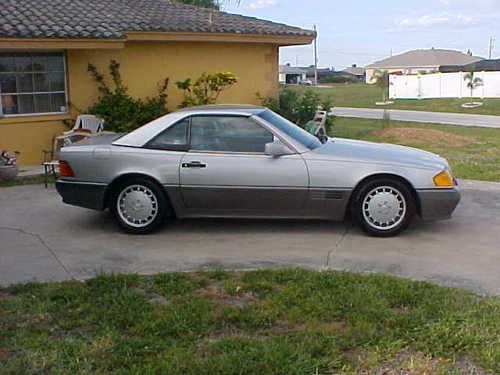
[[345, 173, 421, 219], [104, 173, 175, 216]]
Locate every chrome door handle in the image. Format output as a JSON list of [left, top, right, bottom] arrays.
[[182, 161, 206, 168]]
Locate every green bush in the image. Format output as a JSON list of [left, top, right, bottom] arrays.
[[259, 87, 333, 128], [86, 60, 169, 133], [176, 72, 237, 108], [319, 75, 360, 84]]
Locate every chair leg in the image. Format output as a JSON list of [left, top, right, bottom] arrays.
[[44, 165, 48, 188], [51, 165, 57, 182]]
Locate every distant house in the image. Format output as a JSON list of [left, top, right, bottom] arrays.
[[279, 64, 308, 84], [365, 49, 482, 84], [341, 65, 366, 81], [440, 58, 500, 73]]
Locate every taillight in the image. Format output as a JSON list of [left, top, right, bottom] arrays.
[[59, 160, 75, 177]]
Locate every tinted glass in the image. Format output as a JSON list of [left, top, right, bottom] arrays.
[[258, 110, 322, 150], [190, 116, 273, 153], [147, 118, 189, 150]]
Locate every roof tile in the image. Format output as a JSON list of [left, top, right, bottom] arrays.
[[0, 0, 314, 39]]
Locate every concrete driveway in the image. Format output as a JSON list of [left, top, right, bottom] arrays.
[[1, 180, 499, 295]]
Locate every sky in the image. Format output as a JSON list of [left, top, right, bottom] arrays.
[[224, 0, 499, 70]]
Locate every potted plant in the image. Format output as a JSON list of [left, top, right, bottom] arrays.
[[0, 151, 19, 181]]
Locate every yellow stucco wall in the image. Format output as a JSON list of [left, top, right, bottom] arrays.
[[0, 41, 279, 165], [0, 115, 69, 165]]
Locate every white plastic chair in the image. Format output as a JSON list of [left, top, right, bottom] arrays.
[[64, 115, 104, 135]]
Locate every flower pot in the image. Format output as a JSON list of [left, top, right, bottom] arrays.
[[0, 165, 19, 181]]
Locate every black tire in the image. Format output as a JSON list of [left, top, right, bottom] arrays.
[[351, 178, 416, 237], [110, 177, 172, 234]]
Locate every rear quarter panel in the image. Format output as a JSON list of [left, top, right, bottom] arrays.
[[60, 145, 183, 185]]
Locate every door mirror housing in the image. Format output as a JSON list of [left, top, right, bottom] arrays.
[[265, 142, 293, 157]]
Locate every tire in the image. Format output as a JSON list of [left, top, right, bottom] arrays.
[[351, 178, 416, 237], [110, 177, 171, 234]]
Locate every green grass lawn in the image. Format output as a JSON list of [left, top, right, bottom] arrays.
[[1, 269, 498, 374], [331, 117, 500, 182], [291, 84, 500, 116], [0, 175, 53, 188]]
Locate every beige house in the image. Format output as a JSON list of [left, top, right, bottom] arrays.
[[365, 49, 482, 84]]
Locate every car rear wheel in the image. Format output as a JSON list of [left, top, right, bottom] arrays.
[[352, 178, 416, 237], [111, 178, 170, 234]]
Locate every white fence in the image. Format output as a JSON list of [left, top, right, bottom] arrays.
[[389, 71, 500, 99]]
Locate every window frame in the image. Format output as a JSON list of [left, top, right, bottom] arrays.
[[187, 114, 276, 155], [0, 51, 69, 118]]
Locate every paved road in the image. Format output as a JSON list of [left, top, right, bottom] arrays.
[[1, 181, 500, 295], [332, 107, 500, 128]]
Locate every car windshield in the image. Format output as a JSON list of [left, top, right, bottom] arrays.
[[257, 110, 323, 150]]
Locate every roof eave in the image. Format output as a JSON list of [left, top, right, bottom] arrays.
[[0, 31, 314, 49], [124, 31, 315, 46], [0, 37, 125, 49]]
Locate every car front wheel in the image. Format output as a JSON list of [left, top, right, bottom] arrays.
[[352, 178, 416, 237], [111, 178, 170, 234]]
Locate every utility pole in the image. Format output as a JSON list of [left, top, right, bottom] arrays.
[[489, 36, 495, 59], [313, 25, 318, 86]]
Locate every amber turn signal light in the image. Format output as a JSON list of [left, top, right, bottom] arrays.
[[59, 160, 75, 178], [433, 170, 454, 187]]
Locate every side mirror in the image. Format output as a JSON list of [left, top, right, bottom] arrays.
[[265, 142, 293, 157]]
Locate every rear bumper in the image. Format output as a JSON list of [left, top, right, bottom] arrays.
[[417, 187, 461, 221], [56, 179, 107, 211]]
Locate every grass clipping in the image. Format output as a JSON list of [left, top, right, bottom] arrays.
[[376, 127, 477, 147]]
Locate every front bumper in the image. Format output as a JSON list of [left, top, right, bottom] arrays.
[[56, 179, 107, 211], [417, 186, 461, 220]]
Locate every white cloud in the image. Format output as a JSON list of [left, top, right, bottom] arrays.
[[246, 0, 278, 10], [394, 13, 478, 30]]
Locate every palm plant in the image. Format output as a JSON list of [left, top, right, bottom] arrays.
[[463, 72, 483, 103], [370, 69, 390, 103]]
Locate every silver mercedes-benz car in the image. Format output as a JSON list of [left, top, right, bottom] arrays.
[[56, 105, 460, 236]]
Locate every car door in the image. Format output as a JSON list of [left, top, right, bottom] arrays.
[[179, 115, 309, 215]]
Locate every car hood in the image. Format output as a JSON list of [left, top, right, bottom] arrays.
[[311, 137, 448, 170]]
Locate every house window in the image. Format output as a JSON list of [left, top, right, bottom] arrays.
[[0, 52, 67, 116]]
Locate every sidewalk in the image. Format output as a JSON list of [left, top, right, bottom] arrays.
[[332, 107, 500, 128]]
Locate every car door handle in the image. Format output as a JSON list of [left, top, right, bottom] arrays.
[[182, 161, 206, 168]]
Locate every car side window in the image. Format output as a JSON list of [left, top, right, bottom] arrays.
[[190, 116, 274, 153], [146, 118, 189, 150]]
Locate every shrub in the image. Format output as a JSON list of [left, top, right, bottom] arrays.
[[259, 87, 333, 128], [86, 60, 169, 133], [175, 72, 237, 108]]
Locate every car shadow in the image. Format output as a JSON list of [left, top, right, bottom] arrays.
[[67, 208, 460, 239]]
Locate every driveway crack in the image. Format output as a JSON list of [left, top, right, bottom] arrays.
[[325, 223, 351, 268], [0, 226, 73, 279]]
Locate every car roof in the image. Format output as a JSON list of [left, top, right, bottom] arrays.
[[177, 104, 267, 116]]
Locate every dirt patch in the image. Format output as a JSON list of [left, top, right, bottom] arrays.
[[0, 349, 10, 362], [196, 282, 257, 309], [359, 350, 491, 375], [376, 128, 477, 147]]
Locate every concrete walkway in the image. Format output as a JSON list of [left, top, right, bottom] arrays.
[[1, 180, 499, 295], [332, 107, 500, 128]]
